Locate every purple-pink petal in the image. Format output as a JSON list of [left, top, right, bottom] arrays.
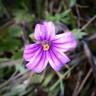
[[34, 22, 55, 41], [47, 48, 70, 71], [53, 32, 77, 52], [32, 51, 48, 73], [23, 44, 41, 61], [26, 50, 48, 73], [43, 22, 55, 40]]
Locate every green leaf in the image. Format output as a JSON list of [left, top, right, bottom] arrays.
[[72, 29, 87, 39], [12, 49, 23, 60], [3, 84, 27, 96], [46, 9, 71, 24], [15, 60, 27, 74], [31, 74, 44, 83], [13, 10, 34, 23], [9, 25, 23, 37], [49, 86, 60, 96], [0, 27, 22, 52], [42, 73, 54, 87], [0, 38, 21, 52]]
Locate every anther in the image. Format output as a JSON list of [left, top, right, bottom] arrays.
[[43, 44, 49, 51]]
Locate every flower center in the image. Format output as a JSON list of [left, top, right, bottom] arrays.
[[43, 43, 49, 51]]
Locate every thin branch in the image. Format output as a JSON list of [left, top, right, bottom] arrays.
[[80, 15, 96, 31], [0, 70, 30, 89], [72, 71, 83, 96], [0, 59, 21, 68], [82, 40, 96, 83], [76, 4, 81, 28], [74, 68, 92, 96], [0, 19, 15, 31]]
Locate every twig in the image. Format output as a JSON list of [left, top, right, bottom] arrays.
[[0, 59, 21, 68], [91, 90, 96, 96], [0, 19, 15, 31], [76, 4, 88, 8], [72, 71, 83, 96], [0, 71, 17, 89], [82, 40, 96, 83], [74, 68, 92, 96], [88, 33, 96, 41], [50, 63, 78, 91], [80, 15, 96, 31], [0, 70, 30, 89], [76, 4, 81, 28]]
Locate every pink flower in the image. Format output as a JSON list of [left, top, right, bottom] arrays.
[[23, 22, 77, 73]]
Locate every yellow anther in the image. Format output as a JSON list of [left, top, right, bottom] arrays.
[[43, 44, 49, 51]]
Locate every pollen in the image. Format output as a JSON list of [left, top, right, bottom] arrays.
[[43, 44, 50, 51]]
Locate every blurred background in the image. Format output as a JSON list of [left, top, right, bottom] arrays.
[[0, 0, 96, 96]]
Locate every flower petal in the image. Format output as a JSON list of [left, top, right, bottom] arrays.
[[32, 51, 48, 73], [23, 43, 41, 61], [48, 48, 70, 71], [26, 50, 48, 73], [34, 22, 55, 41], [52, 32, 77, 52], [44, 22, 55, 40]]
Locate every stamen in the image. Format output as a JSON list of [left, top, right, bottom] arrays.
[[43, 44, 49, 51]]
